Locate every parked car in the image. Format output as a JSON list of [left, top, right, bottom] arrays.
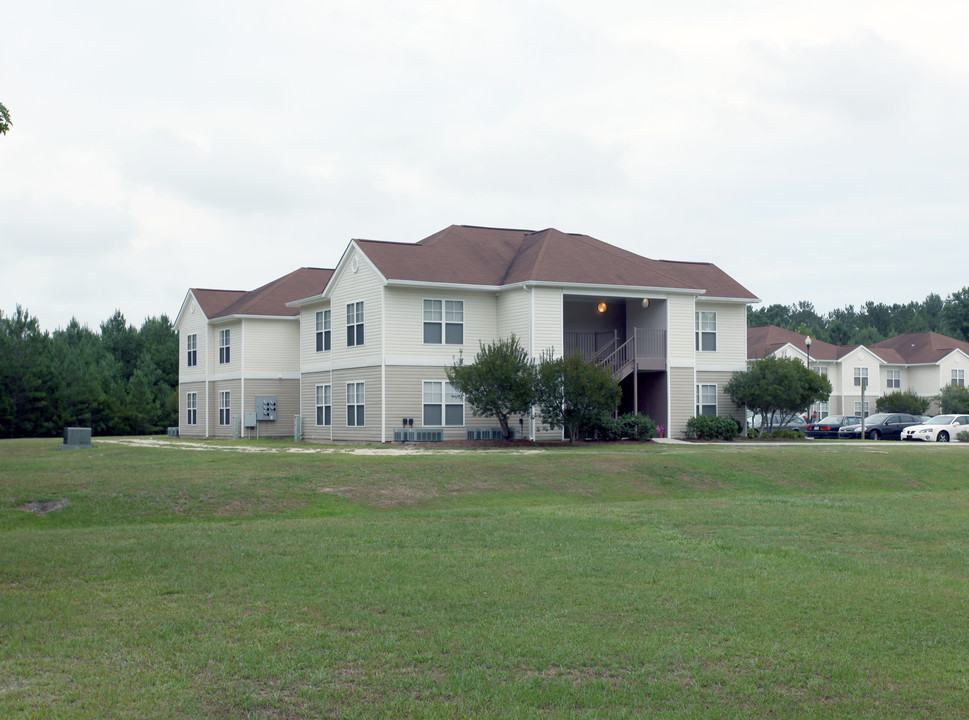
[[747, 412, 807, 436], [837, 413, 924, 441], [805, 415, 861, 439], [901, 414, 969, 442]]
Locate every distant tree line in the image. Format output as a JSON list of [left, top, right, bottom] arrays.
[[748, 288, 969, 345], [0, 306, 178, 438]]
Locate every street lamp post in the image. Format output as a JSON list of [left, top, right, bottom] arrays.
[[805, 336, 812, 419]]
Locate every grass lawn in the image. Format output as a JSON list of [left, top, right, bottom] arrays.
[[2, 437, 969, 718]]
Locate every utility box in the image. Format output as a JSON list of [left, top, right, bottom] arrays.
[[255, 396, 277, 421], [244, 412, 257, 429], [60, 427, 92, 450]]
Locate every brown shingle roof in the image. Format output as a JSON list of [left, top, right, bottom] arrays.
[[194, 268, 333, 319], [356, 225, 757, 298], [870, 331, 969, 364], [748, 325, 969, 364], [747, 325, 860, 361]]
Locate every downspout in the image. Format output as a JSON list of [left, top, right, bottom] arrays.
[[240, 319, 245, 432], [527, 284, 535, 441], [380, 284, 387, 443]]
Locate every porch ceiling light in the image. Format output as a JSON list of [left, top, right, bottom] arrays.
[[642, 298, 650, 309], [597, 302, 607, 313]]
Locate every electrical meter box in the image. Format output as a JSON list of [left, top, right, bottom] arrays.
[[255, 396, 277, 421], [244, 412, 257, 428]]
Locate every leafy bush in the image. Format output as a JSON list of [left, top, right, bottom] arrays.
[[619, 414, 657, 441], [876, 390, 930, 414], [686, 415, 739, 441], [939, 384, 969, 414], [957, 430, 969, 443], [769, 429, 804, 440], [578, 413, 658, 442]]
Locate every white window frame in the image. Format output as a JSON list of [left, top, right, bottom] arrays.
[[316, 310, 331, 352], [186, 392, 197, 425], [853, 367, 868, 388], [423, 299, 464, 345], [422, 381, 465, 427], [886, 369, 901, 389], [854, 401, 870, 418], [696, 384, 717, 416], [346, 382, 365, 427], [315, 384, 331, 426], [695, 311, 717, 352], [953, 369, 965, 387], [346, 302, 364, 347], [186, 333, 197, 367], [219, 329, 230, 364], [218, 390, 231, 426]]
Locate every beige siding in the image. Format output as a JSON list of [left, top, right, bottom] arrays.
[[178, 381, 207, 438], [328, 250, 384, 368], [531, 286, 563, 358], [300, 371, 334, 443], [939, 353, 969, 391], [240, 379, 299, 438], [209, 320, 241, 377], [210, 379, 241, 439], [330, 366, 382, 442], [696, 370, 743, 424], [243, 318, 300, 375], [908, 364, 942, 397], [667, 294, 695, 366], [696, 302, 747, 369], [177, 293, 209, 384], [383, 287, 498, 365], [668, 366, 695, 438], [497, 289, 529, 346], [299, 301, 333, 373]]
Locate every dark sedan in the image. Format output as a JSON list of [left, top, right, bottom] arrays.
[[805, 415, 861, 439], [837, 413, 924, 441]]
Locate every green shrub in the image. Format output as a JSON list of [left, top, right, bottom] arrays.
[[769, 429, 804, 440], [746, 428, 760, 439], [957, 430, 969, 443], [686, 415, 739, 441], [619, 414, 657, 441]]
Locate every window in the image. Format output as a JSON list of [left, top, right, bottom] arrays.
[[817, 401, 829, 417], [346, 302, 364, 347], [219, 329, 231, 364], [219, 391, 231, 426], [315, 384, 331, 426], [423, 381, 464, 426], [186, 392, 197, 425], [696, 384, 717, 416], [316, 310, 331, 352], [423, 299, 464, 345], [854, 401, 870, 418], [347, 382, 365, 427], [887, 369, 901, 389], [695, 311, 717, 352], [853, 367, 868, 388], [952, 369, 966, 386], [186, 333, 197, 367]]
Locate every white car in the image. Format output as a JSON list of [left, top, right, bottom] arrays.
[[901, 414, 969, 442]]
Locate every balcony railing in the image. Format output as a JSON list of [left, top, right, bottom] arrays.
[[564, 328, 666, 379]]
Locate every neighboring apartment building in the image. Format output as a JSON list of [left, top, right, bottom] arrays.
[[176, 225, 758, 442], [748, 325, 969, 417]]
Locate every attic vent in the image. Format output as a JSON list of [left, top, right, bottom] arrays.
[[350, 256, 359, 273]]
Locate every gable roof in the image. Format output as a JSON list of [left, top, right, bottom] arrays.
[[194, 268, 333, 320], [747, 325, 856, 361], [748, 325, 969, 365], [355, 225, 757, 299], [870, 331, 969, 364]]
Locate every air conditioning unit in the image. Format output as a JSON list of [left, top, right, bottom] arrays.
[[414, 429, 443, 442]]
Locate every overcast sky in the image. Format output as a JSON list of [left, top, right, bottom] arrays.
[[3, 1, 968, 332]]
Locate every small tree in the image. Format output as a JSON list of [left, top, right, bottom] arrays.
[[725, 355, 832, 433], [0, 102, 10, 135], [535, 350, 621, 442], [446, 334, 536, 440], [938, 383, 969, 414], [876, 389, 930, 415]]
